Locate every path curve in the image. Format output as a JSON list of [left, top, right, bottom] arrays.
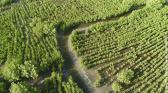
[[56, 5, 145, 93]]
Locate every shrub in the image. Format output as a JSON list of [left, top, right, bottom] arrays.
[[146, 0, 166, 8], [112, 81, 122, 92], [117, 69, 134, 84], [1, 58, 21, 81], [10, 82, 39, 93], [0, 0, 12, 6]]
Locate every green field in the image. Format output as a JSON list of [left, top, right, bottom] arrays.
[[0, 0, 168, 93]]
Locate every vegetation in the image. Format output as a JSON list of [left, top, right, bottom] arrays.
[[0, 0, 167, 92], [43, 71, 84, 93], [117, 69, 134, 84], [0, 0, 146, 92], [0, 81, 9, 93], [71, 0, 168, 92], [0, 0, 12, 6], [10, 82, 39, 93], [112, 81, 122, 92], [1, 58, 22, 81]]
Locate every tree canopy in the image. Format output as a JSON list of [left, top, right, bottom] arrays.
[[10, 82, 39, 93], [117, 69, 134, 84], [112, 81, 122, 92], [0, 0, 12, 6]]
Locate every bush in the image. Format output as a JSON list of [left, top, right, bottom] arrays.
[[1, 58, 21, 81], [117, 69, 134, 84], [146, 0, 166, 8], [0, 0, 12, 6], [112, 81, 122, 92], [10, 82, 39, 93], [2, 59, 38, 81]]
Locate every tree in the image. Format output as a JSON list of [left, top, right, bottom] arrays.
[[117, 69, 134, 84], [1, 58, 21, 81], [10, 82, 39, 93], [30, 17, 53, 37], [2, 59, 38, 81], [0, 0, 12, 6], [19, 61, 38, 79], [146, 0, 166, 8], [112, 81, 122, 92]]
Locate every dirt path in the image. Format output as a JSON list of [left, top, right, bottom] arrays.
[[76, 4, 145, 31], [56, 30, 94, 93], [55, 5, 145, 93]]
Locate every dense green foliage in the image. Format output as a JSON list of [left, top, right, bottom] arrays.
[[1, 58, 21, 81], [1, 58, 38, 81], [71, 0, 168, 92], [0, 0, 146, 92], [117, 69, 134, 84], [1, 0, 167, 92], [0, 0, 145, 80], [0, 81, 9, 93], [0, 0, 12, 6], [112, 81, 122, 92], [10, 82, 39, 93], [43, 71, 83, 93]]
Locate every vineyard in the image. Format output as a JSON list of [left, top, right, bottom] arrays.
[[0, 0, 167, 93], [71, 0, 168, 93]]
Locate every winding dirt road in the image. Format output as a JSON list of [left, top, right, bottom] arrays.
[[55, 5, 145, 93]]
